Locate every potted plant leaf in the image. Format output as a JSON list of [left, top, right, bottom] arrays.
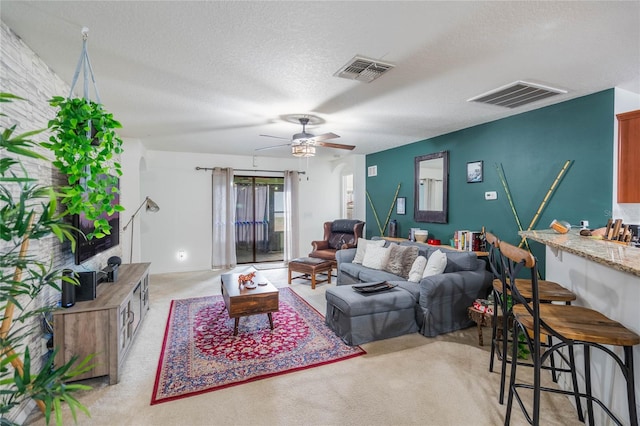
[[1, 93, 94, 425]]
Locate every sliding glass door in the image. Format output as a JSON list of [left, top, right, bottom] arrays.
[[234, 176, 284, 264]]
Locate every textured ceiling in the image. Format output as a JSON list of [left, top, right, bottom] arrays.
[[2, 1, 639, 158]]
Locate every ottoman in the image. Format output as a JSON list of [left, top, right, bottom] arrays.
[[325, 284, 418, 345], [288, 257, 332, 289]]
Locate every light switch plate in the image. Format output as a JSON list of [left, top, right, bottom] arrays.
[[485, 191, 497, 200]]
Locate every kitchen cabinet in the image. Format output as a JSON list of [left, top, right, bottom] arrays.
[[616, 109, 640, 203]]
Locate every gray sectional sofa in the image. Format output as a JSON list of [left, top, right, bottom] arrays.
[[332, 240, 492, 339]]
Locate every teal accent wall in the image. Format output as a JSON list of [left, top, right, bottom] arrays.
[[366, 89, 614, 270]]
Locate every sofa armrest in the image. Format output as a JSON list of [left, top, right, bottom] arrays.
[[311, 240, 330, 251], [416, 269, 493, 337], [335, 247, 357, 265]]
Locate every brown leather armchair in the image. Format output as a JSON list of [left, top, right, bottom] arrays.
[[309, 219, 365, 266]]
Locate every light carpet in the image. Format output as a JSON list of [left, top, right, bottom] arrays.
[[151, 287, 365, 404], [26, 267, 582, 425]]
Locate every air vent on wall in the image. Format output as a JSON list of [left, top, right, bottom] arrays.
[[468, 81, 568, 109], [334, 55, 395, 83]]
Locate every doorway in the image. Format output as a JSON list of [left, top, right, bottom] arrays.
[[234, 176, 284, 264]]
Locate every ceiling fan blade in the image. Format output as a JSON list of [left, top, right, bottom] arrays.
[[311, 132, 340, 141], [259, 134, 291, 141], [254, 142, 292, 152], [316, 141, 356, 150]]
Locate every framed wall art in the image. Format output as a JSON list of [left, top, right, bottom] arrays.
[[467, 161, 483, 183], [396, 197, 406, 215]]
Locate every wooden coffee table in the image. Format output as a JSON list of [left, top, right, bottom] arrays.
[[221, 270, 279, 336], [288, 257, 332, 289]]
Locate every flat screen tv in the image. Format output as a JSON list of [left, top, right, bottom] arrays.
[[73, 175, 120, 265]]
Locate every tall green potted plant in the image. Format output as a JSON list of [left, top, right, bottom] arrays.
[[44, 96, 124, 240], [1, 93, 94, 425]]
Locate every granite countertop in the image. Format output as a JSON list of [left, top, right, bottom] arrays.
[[519, 229, 640, 278]]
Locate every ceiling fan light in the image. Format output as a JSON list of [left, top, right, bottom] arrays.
[[292, 131, 314, 143], [292, 145, 316, 157]]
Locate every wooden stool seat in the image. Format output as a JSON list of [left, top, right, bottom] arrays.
[[492, 278, 576, 302], [513, 304, 640, 346]]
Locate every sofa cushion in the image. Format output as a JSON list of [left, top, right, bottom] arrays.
[[340, 262, 364, 280], [442, 251, 477, 273], [383, 245, 419, 279], [407, 256, 427, 282], [353, 238, 386, 264], [362, 245, 390, 270], [357, 267, 404, 283], [423, 249, 447, 277]]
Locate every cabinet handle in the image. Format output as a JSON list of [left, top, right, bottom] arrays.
[[128, 310, 135, 325]]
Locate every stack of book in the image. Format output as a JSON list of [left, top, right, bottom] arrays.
[[453, 230, 484, 251]]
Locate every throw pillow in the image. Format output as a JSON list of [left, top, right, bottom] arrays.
[[352, 238, 386, 264], [423, 249, 447, 277], [408, 256, 427, 282], [383, 245, 419, 278], [362, 244, 391, 270]]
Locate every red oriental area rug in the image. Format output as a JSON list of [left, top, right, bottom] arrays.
[[151, 287, 365, 404]]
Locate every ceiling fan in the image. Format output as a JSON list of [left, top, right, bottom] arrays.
[[256, 117, 355, 157]]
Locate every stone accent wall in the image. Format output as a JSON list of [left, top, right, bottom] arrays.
[[1, 21, 123, 422]]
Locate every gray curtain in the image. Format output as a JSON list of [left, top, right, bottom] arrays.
[[212, 167, 236, 269], [234, 183, 269, 249], [284, 170, 300, 261]]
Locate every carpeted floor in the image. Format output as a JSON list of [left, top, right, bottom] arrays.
[[26, 267, 583, 425]]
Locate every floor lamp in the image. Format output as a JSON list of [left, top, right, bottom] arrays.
[[123, 196, 160, 263]]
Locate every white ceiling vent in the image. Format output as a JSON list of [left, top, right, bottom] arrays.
[[468, 81, 568, 109], [334, 55, 395, 83]]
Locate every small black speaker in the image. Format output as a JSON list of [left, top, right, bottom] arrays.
[[76, 271, 97, 301], [104, 264, 118, 282], [108, 256, 122, 266], [61, 269, 76, 308]]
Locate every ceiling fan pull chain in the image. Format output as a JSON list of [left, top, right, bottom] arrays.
[[68, 27, 102, 104]]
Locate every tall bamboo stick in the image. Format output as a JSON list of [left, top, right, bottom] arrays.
[[382, 184, 401, 236], [518, 160, 573, 247], [366, 183, 401, 236], [365, 191, 384, 235], [495, 163, 532, 253], [0, 216, 46, 413]]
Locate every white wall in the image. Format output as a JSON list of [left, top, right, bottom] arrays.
[[120, 138, 145, 264], [121, 148, 366, 274], [613, 88, 640, 224]]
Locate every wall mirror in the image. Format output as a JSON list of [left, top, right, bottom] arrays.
[[414, 150, 448, 223]]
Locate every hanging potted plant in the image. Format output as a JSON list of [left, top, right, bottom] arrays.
[[43, 96, 124, 240]]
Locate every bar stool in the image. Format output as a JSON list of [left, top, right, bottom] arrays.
[[500, 240, 640, 426], [485, 232, 578, 406]]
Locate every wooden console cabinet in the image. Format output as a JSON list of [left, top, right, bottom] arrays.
[[53, 263, 151, 384]]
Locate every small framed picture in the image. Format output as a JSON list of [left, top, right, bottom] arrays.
[[396, 197, 406, 215], [467, 161, 483, 183]]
